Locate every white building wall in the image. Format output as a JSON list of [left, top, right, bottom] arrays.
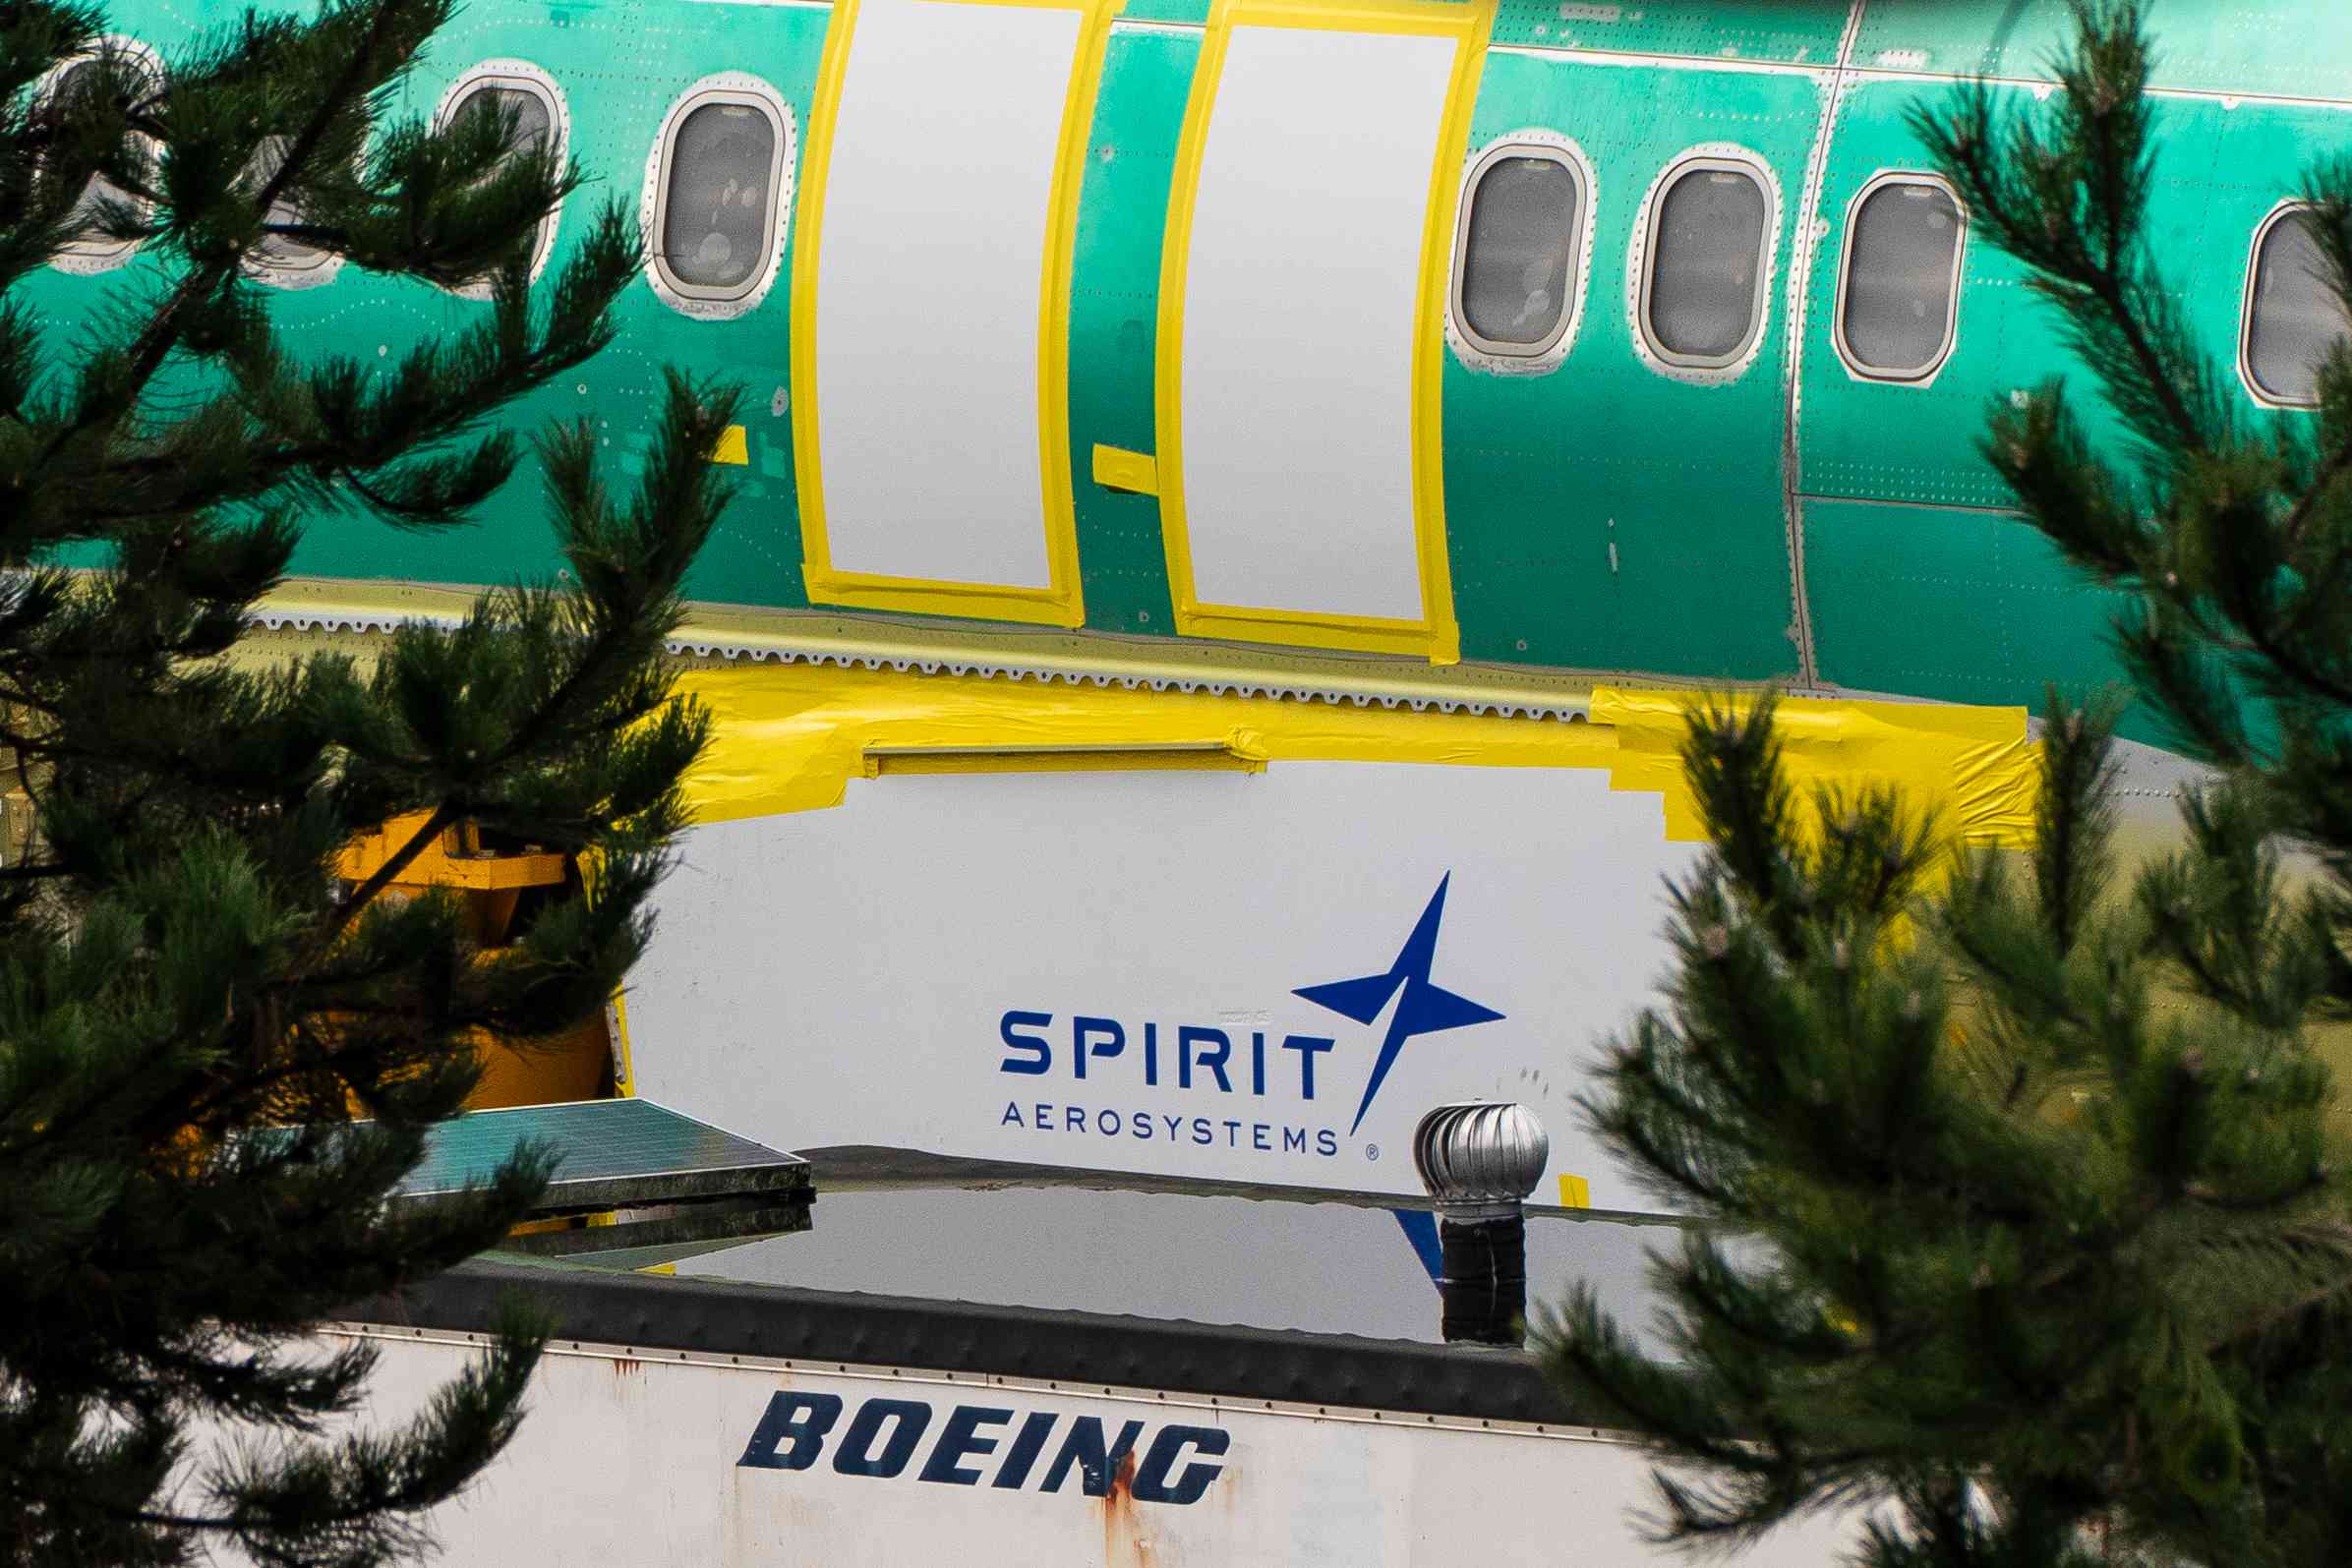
[[269, 1327, 1869, 1567]]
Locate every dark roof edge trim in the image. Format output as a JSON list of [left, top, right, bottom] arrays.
[[340, 1260, 1597, 1427]]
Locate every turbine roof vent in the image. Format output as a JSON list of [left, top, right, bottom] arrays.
[[1412, 1101, 1549, 1221]]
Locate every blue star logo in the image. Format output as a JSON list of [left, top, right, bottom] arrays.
[[1293, 874, 1504, 1135]]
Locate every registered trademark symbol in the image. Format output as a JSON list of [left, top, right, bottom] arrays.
[[1365, 1143, 1381, 1161]]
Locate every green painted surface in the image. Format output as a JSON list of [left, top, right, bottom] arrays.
[[1800, 77, 2072, 511], [1804, 80, 2347, 513], [1797, 78, 2352, 711], [22, 0, 825, 606], [1118, 0, 1213, 26], [1803, 496, 2122, 707], [1491, 0, 1850, 63], [1853, 0, 2352, 97], [347, 0, 823, 612], [22, 3, 214, 582], [1443, 50, 1819, 680], [34, 0, 2352, 730], [1067, 27, 1195, 634]]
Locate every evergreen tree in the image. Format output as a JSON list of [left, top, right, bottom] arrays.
[[1543, 4, 2352, 1564], [0, 2, 738, 1562]]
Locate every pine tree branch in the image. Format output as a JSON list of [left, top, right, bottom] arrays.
[[2081, 267, 2208, 456], [317, 800, 458, 949], [2238, 615, 2352, 711], [0, 2, 722, 1554], [27, 0, 417, 479], [2277, 441, 2352, 556], [2201, 1225, 2352, 1350]]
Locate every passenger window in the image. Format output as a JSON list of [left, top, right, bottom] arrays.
[[46, 46, 160, 269], [1453, 145, 1584, 358], [2244, 205, 2351, 407], [242, 137, 331, 274], [1641, 160, 1770, 369], [1837, 177, 1964, 380], [439, 71, 563, 287], [654, 96, 783, 302], [448, 81, 554, 163]]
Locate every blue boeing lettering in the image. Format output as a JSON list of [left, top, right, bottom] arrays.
[[917, 1406, 1012, 1486], [992, 1411, 1056, 1490], [739, 1394, 1231, 1505], [833, 1398, 928, 1478], [738, 1391, 839, 1471], [1041, 1419, 1144, 1496], [1132, 1426, 1229, 1505]]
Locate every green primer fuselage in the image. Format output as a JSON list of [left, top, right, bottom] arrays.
[[28, 0, 2349, 715]]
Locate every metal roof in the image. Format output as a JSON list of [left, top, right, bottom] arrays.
[[364, 1118, 1672, 1419], [677, 1164, 1676, 1351], [339, 1257, 1596, 1428], [397, 1096, 809, 1211], [391, 1098, 813, 1260]]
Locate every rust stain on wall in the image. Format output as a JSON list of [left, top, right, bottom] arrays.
[[1098, 1450, 1149, 1568]]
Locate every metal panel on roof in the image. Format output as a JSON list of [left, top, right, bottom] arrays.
[[396, 1097, 809, 1212]]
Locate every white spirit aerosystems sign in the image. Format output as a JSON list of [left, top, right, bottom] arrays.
[[629, 760, 1699, 1211]]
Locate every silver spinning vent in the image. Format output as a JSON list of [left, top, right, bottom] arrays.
[[1412, 1102, 1550, 1346], [1413, 1101, 1550, 1222]]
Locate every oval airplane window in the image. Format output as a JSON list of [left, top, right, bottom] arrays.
[[1453, 144, 1584, 360], [653, 92, 785, 305], [450, 81, 553, 159], [1640, 158, 1771, 370], [43, 39, 164, 274], [2244, 204, 2351, 407], [241, 135, 338, 285], [437, 65, 566, 294], [1836, 176, 1965, 381]]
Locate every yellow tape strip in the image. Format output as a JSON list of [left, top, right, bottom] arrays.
[[1557, 1174, 1591, 1209], [1591, 687, 2038, 847], [668, 663, 2039, 855], [791, 0, 1112, 627], [710, 425, 749, 466], [1154, 0, 1491, 665], [787, 0, 857, 582], [1090, 442, 1159, 495], [607, 990, 635, 1097], [867, 744, 1262, 776]]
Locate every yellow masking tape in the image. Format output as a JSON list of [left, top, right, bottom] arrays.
[[864, 741, 1260, 776], [1090, 443, 1159, 495], [607, 989, 635, 1096], [710, 425, 750, 466], [1591, 687, 2037, 848], [667, 663, 2039, 855], [788, 0, 1109, 628], [1152, 0, 1491, 665], [1557, 1173, 1591, 1209]]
